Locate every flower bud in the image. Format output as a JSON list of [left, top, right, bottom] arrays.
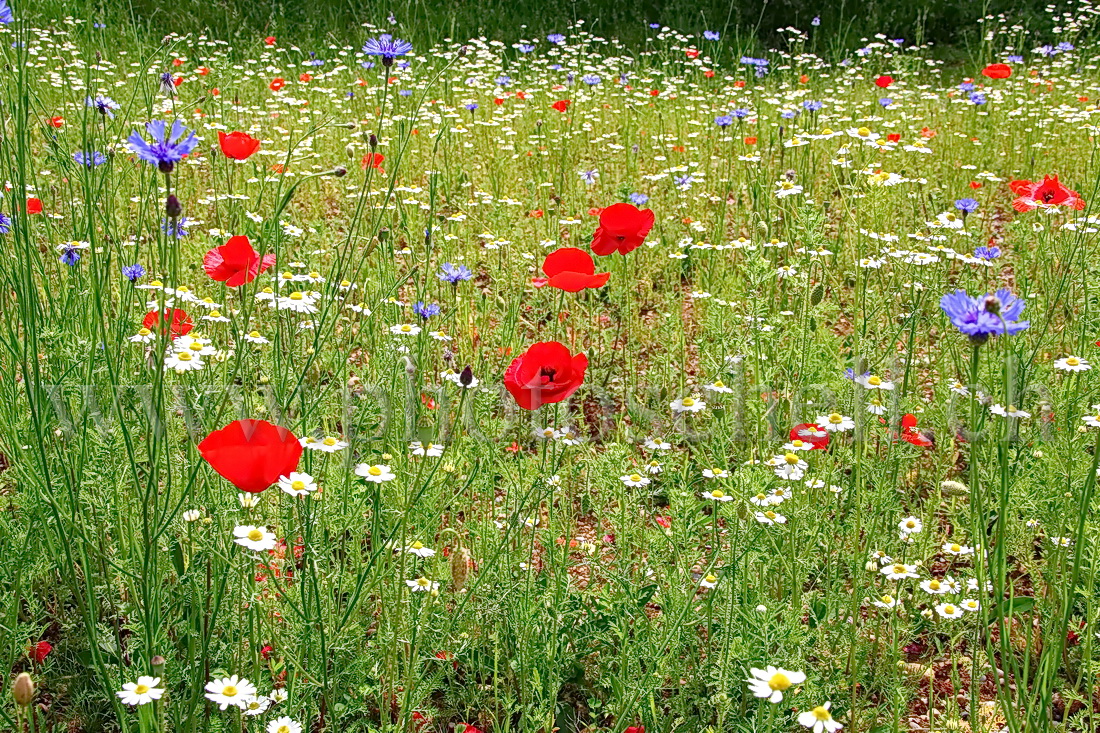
[[983, 294, 1002, 315], [459, 365, 474, 387], [332, 167, 347, 178], [369, 133, 378, 149], [12, 673, 34, 707], [165, 194, 182, 219]]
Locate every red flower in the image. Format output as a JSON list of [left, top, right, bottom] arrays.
[[541, 247, 610, 292], [874, 75, 894, 88], [744, 136, 757, 145], [551, 99, 571, 113], [203, 235, 276, 287], [504, 341, 588, 410], [265, 36, 276, 46], [260, 644, 274, 659], [25, 198, 42, 215], [982, 63, 1012, 80], [900, 414, 934, 448], [790, 423, 829, 450], [30, 640, 52, 663], [361, 152, 385, 169], [142, 308, 193, 338], [48, 116, 65, 128], [269, 78, 286, 91], [299, 73, 312, 83], [197, 66, 210, 76], [625, 727, 646, 733], [654, 514, 671, 529], [218, 131, 261, 160], [198, 419, 303, 493], [650, 89, 660, 96], [1009, 175, 1086, 212], [685, 49, 700, 59], [590, 202, 655, 256], [459, 725, 484, 733]]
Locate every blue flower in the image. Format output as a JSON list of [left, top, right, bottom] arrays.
[[781, 110, 798, 119], [580, 169, 598, 185], [582, 74, 601, 86], [0, 213, 10, 234], [715, 114, 733, 127], [59, 246, 81, 266], [1006, 54, 1023, 63], [398, 89, 412, 97], [973, 246, 1001, 261], [74, 150, 107, 167], [362, 34, 413, 66], [161, 217, 189, 238], [958, 81, 975, 92], [675, 174, 693, 189], [547, 33, 565, 44], [1057, 42, 1075, 52], [1039, 44, 1056, 57], [438, 263, 473, 284], [703, 30, 720, 41], [954, 198, 979, 214], [518, 44, 535, 53], [496, 75, 512, 87], [803, 100, 824, 111], [940, 288, 1029, 342], [414, 301, 441, 319], [969, 92, 987, 105], [160, 72, 176, 95], [127, 119, 199, 173], [86, 95, 120, 119], [0, 0, 13, 24], [811, 16, 820, 26], [879, 97, 893, 108], [732, 108, 751, 119], [122, 263, 145, 282], [629, 193, 649, 206], [465, 102, 479, 112]]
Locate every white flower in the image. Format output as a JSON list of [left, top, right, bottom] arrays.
[[183, 509, 202, 522], [390, 323, 422, 336], [775, 180, 803, 198], [701, 488, 734, 502], [404, 541, 436, 558], [670, 396, 707, 413], [989, 403, 1030, 419], [699, 572, 719, 589], [407, 577, 439, 592], [117, 676, 165, 706], [535, 426, 562, 441], [621, 473, 651, 487], [898, 516, 923, 535], [356, 464, 396, 482], [936, 602, 965, 619], [204, 675, 257, 710], [755, 510, 787, 525], [798, 702, 843, 733], [301, 436, 347, 452], [1054, 355, 1090, 372], [239, 492, 261, 509], [942, 541, 974, 556], [233, 525, 277, 552], [644, 437, 672, 450], [920, 578, 950, 595], [276, 292, 318, 313], [267, 717, 304, 733], [702, 467, 729, 479], [410, 441, 444, 457], [769, 452, 808, 480], [129, 327, 157, 343], [816, 413, 855, 432], [277, 472, 317, 497], [872, 594, 898, 609], [856, 374, 894, 390], [881, 563, 919, 581], [164, 351, 205, 372], [960, 599, 981, 612], [746, 666, 806, 703], [243, 696, 273, 715], [704, 379, 734, 393]]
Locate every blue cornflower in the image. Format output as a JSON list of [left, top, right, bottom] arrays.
[[414, 301, 441, 319], [398, 89, 412, 97], [629, 193, 649, 206], [732, 108, 751, 119], [580, 169, 598, 185], [1039, 44, 1056, 57], [93, 21, 105, 28], [811, 16, 821, 26], [362, 34, 413, 66], [1006, 55, 1023, 63], [879, 97, 893, 108], [360, 60, 376, 70], [675, 174, 693, 189], [159, 72, 175, 95], [59, 246, 80, 266], [161, 217, 189, 238], [1057, 42, 1075, 52], [649, 23, 660, 29], [127, 119, 199, 173], [438, 263, 473, 284], [582, 74, 601, 86], [74, 150, 107, 167], [547, 33, 565, 44], [549, 64, 562, 71], [518, 44, 535, 53], [122, 263, 145, 282], [958, 81, 975, 92], [890, 38, 905, 46], [305, 52, 324, 66], [86, 95, 120, 119], [954, 198, 979, 214], [969, 92, 987, 105], [940, 288, 1029, 342], [565, 72, 575, 84], [0, 0, 13, 23], [781, 109, 798, 119], [803, 100, 824, 111], [973, 245, 1001, 261], [497, 75, 512, 87], [703, 30, 720, 41], [465, 102, 479, 112], [0, 213, 10, 234], [618, 73, 629, 85], [715, 114, 733, 127], [843, 368, 870, 381]]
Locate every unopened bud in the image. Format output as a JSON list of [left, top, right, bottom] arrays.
[[458, 46, 468, 57], [151, 655, 166, 676], [459, 365, 474, 387], [983, 295, 1001, 315], [12, 673, 34, 707], [332, 167, 347, 178], [165, 194, 182, 218], [369, 133, 378, 149]]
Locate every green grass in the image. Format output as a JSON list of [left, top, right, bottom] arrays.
[[1, 4, 1100, 733]]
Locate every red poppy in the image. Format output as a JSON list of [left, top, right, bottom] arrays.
[[361, 152, 385, 169], [196, 66, 210, 76], [1009, 175, 1086, 212], [982, 63, 1012, 80], [625, 727, 646, 733], [203, 235, 276, 287], [541, 247, 610, 292], [886, 133, 901, 143], [874, 75, 894, 88], [551, 99, 571, 113], [25, 198, 42, 215], [30, 641, 52, 663], [744, 136, 757, 145], [504, 341, 588, 410], [654, 514, 671, 529], [269, 78, 286, 91], [590, 202, 656, 256], [299, 73, 312, 83], [217, 131, 261, 160], [704, 70, 715, 78], [142, 308, 193, 338], [198, 419, 303, 493], [650, 89, 660, 96], [265, 36, 276, 45], [790, 423, 830, 450], [48, 116, 64, 128], [685, 49, 699, 59], [900, 414, 934, 448]]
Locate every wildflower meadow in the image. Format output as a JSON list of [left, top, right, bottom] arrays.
[[4, 1, 1100, 731]]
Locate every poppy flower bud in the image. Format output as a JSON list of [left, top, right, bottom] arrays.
[[165, 194, 182, 219], [368, 133, 379, 149], [983, 295, 1002, 315], [12, 673, 34, 707], [332, 167, 347, 177], [459, 366, 474, 387]]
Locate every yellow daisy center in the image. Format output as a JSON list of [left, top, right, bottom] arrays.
[[248, 330, 261, 338], [682, 397, 695, 406], [247, 530, 263, 542], [133, 684, 150, 694], [223, 685, 238, 696], [768, 672, 792, 691], [1067, 357, 1081, 366], [323, 437, 337, 446], [868, 375, 881, 386], [711, 489, 725, 499], [629, 474, 642, 482], [828, 413, 843, 423], [368, 466, 382, 476], [857, 127, 871, 136], [177, 352, 193, 361], [784, 452, 800, 465], [138, 328, 151, 336]]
